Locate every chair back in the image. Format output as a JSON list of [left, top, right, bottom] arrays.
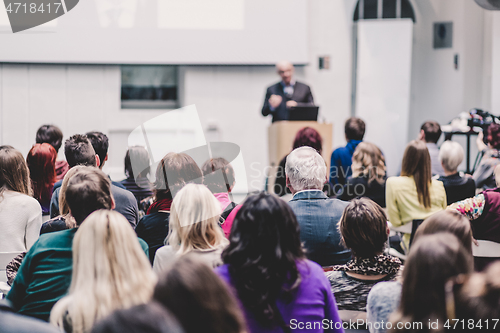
[[472, 240, 500, 257]]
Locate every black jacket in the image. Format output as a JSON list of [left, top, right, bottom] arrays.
[[261, 81, 314, 122]]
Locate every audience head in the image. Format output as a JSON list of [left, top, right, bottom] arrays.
[[167, 184, 228, 256], [86, 132, 109, 169], [51, 210, 155, 333], [451, 262, 500, 323], [414, 210, 473, 254], [345, 117, 366, 141], [58, 166, 86, 228], [391, 233, 473, 332], [124, 146, 150, 180], [486, 123, 500, 150], [420, 121, 442, 144], [285, 146, 327, 193], [276, 60, 294, 85], [153, 255, 246, 333], [26, 143, 57, 203], [339, 198, 388, 258], [351, 142, 386, 184], [439, 141, 464, 174], [222, 192, 305, 324], [64, 167, 113, 225], [292, 127, 323, 154], [91, 302, 185, 333], [154, 152, 203, 201], [401, 140, 432, 208], [0, 145, 31, 196], [201, 158, 235, 193], [36, 124, 64, 153], [64, 134, 97, 168]]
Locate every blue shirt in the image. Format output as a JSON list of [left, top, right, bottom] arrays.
[[330, 140, 362, 187]]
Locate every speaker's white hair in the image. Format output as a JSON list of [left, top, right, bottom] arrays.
[[439, 141, 464, 172], [285, 146, 327, 191]]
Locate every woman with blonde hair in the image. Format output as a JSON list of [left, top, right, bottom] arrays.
[[0, 145, 42, 254], [153, 184, 229, 273], [386, 140, 447, 249], [50, 210, 155, 333], [340, 142, 387, 207], [40, 166, 86, 234]]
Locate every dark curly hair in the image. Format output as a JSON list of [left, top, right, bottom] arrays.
[[222, 192, 305, 326], [487, 123, 500, 150]]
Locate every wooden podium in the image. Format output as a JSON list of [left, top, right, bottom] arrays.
[[267, 121, 333, 194]]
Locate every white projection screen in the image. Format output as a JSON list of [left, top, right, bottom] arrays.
[[355, 19, 413, 176], [0, 0, 308, 64]]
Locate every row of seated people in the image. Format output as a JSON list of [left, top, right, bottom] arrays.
[[2, 124, 500, 332]]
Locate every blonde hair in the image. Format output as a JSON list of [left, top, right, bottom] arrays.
[[351, 142, 386, 184], [439, 141, 464, 172], [167, 184, 228, 255], [50, 210, 156, 333], [0, 145, 32, 197], [57, 166, 86, 229]]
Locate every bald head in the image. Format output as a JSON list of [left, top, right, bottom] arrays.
[[276, 61, 294, 85]]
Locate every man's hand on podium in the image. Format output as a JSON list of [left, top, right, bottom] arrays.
[[286, 100, 298, 108], [269, 94, 283, 109]]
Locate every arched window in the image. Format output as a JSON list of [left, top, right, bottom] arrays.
[[353, 0, 415, 22]]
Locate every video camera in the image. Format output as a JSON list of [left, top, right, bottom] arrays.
[[468, 109, 500, 143]]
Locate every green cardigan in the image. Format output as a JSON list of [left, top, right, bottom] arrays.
[[7, 228, 149, 322]]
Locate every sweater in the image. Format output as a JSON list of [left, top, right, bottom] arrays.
[[0, 190, 43, 253]]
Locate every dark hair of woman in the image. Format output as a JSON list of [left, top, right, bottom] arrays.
[[222, 192, 306, 326], [390, 233, 473, 333], [124, 146, 151, 179], [153, 152, 203, 201], [153, 255, 246, 333], [36, 124, 64, 152], [414, 210, 473, 255], [26, 143, 57, 207], [401, 140, 432, 209], [487, 123, 500, 150], [339, 198, 388, 258], [292, 127, 322, 154]]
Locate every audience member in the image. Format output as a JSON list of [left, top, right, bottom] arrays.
[[330, 117, 365, 186], [36, 124, 69, 181], [91, 302, 185, 333], [41, 166, 84, 234], [0, 145, 42, 254], [339, 142, 387, 207], [26, 143, 57, 216], [325, 198, 401, 312], [154, 255, 246, 333], [286, 146, 351, 266], [217, 193, 343, 333], [221, 204, 242, 239], [450, 183, 500, 270], [472, 123, 500, 190], [153, 184, 229, 273], [0, 300, 59, 333], [120, 146, 153, 210], [7, 167, 113, 321], [450, 262, 500, 328], [50, 134, 139, 228], [274, 127, 332, 196], [438, 140, 475, 205], [367, 210, 474, 333], [135, 152, 203, 263], [201, 157, 237, 214], [388, 233, 473, 333], [386, 140, 447, 249], [418, 121, 444, 176], [50, 210, 154, 333]]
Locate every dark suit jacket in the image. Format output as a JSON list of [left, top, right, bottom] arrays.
[[261, 81, 314, 122]]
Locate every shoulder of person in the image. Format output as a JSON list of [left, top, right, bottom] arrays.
[[3, 192, 41, 212], [111, 184, 135, 201]]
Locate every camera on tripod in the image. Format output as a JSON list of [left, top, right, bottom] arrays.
[[468, 109, 500, 143]]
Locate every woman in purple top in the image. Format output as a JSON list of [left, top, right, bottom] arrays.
[[216, 193, 344, 333]]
